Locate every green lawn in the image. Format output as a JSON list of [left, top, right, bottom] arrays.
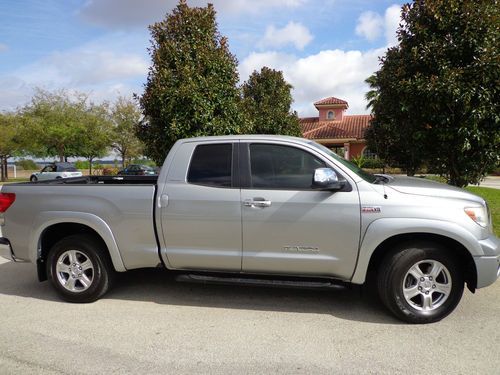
[[0, 178, 29, 185], [466, 187, 500, 236]]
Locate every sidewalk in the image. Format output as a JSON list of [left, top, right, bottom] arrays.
[[474, 176, 500, 190]]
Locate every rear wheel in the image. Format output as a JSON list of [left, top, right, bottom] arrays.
[[47, 234, 115, 303], [378, 242, 464, 324]]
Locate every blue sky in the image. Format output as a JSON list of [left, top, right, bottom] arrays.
[[0, 0, 403, 116]]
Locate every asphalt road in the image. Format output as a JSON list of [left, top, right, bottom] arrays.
[[0, 258, 499, 374]]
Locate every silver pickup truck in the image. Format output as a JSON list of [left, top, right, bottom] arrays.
[[0, 136, 498, 323]]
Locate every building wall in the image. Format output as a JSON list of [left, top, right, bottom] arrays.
[[349, 143, 366, 159], [318, 108, 344, 121]]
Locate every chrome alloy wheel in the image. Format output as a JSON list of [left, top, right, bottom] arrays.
[[56, 250, 94, 292], [402, 259, 452, 312]]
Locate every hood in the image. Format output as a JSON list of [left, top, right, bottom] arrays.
[[385, 176, 485, 205]]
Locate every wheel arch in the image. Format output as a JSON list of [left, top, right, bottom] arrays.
[[32, 212, 126, 281], [351, 218, 480, 292], [365, 233, 477, 292]]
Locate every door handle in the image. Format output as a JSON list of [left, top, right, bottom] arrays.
[[243, 198, 272, 208]]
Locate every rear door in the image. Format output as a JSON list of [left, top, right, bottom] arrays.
[[240, 142, 361, 280], [159, 141, 242, 271]]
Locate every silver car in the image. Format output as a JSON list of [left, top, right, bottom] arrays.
[[30, 162, 83, 182]]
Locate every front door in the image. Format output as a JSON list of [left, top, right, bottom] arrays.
[[241, 142, 360, 280], [39, 165, 57, 180]]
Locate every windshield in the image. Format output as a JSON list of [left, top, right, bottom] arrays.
[[308, 141, 378, 183]]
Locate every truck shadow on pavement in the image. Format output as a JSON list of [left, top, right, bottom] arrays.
[[0, 261, 401, 325]]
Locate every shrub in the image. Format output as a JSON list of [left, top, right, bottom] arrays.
[[102, 168, 119, 175], [363, 158, 385, 169], [74, 160, 90, 169], [352, 155, 366, 168], [131, 159, 156, 167], [15, 159, 39, 170]]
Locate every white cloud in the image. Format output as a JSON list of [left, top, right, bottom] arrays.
[[384, 4, 402, 47], [0, 43, 8, 52], [355, 11, 384, 42], [259, 22, 313, 50], [13, 32, 148, 88], [355, 4, 402, 46], [239, 48, 384, 116], [0, 36, 148, 111], [79, 0, 307, 28], [0, 76, 32, 110], [18, 49, 147, 87]]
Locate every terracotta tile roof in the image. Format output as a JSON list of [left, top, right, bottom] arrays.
[[299, 117, 320, 133], [314, 97, 348, 107], [300, 115, 372, 140]]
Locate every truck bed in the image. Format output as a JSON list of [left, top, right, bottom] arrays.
[[24, 175, 159, 185], [1, 177, 160, 270]]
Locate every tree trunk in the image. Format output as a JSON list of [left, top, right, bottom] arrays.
[[3, 158, 8, 180], [0, 157, 5, 182], [89, 157, 93, 175], [121, 152, 126, 168]]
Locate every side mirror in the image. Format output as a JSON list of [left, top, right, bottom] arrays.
[[313, 168, 344, 190]]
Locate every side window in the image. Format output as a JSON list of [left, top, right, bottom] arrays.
[[249, 144, 326, 190], [188, 143, 233, 188]]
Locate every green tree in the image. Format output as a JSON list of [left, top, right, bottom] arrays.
[[110, 97, 143, 168], [366, 0, 499, 186], [241, 67, 301, 136], [22, 89, 88, 162], [78, 103, 113, 175], [0, 113, 25, 181], [138, 0, 244, 164], [365, 64, 428, 176]]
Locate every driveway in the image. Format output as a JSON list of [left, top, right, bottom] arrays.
[[0, 258, 498, 374]]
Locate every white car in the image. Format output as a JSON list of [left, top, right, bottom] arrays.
[[30, 163, 83, 182]]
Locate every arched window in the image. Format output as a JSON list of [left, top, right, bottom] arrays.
[[327, 110, 335, 120], [362, 147, 377, 159]]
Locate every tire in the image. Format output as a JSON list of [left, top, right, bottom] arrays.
[[47, 234, 115, 303], [377, 242, 464, 324], [30, 175, 38, 182]]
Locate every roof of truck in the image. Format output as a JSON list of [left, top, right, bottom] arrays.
[[178, 135, 310, 144]]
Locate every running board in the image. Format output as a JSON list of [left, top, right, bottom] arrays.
[[175, 273, 347, 290]]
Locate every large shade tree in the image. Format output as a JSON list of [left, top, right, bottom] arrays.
[[241, 67, 301, 136], [22, 89, 88, 162], [366, 0, 499, 186], [138, 0, 243, 164]]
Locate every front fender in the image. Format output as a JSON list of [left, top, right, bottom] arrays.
[[351, 218, 482, 284], [30, 211, 126, 272]]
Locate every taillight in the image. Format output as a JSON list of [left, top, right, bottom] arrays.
[[0, 193, 16, 212]]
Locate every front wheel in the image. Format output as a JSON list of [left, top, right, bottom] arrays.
[[378, 242, 464, 324], [47, 234, 115, 303], [30, 175, 38, 182]]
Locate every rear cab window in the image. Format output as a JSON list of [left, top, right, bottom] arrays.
[[187, 143, 233, 188]]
